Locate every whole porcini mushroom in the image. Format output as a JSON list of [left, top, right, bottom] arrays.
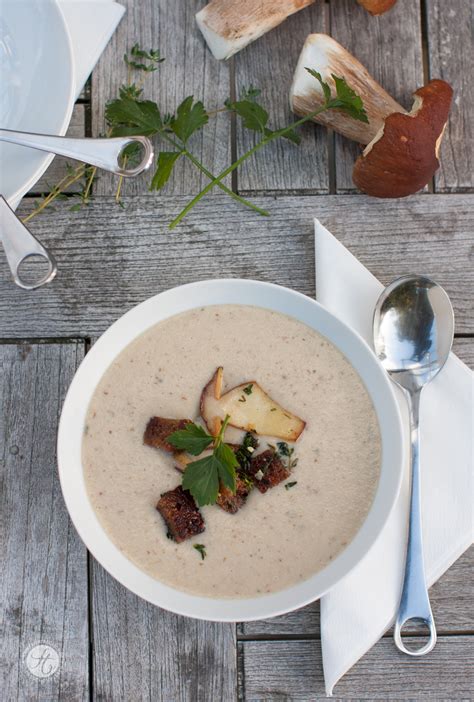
[[196, 0, 316, 61], [290, 34, 453, 197], [196, 0, 398, 61]]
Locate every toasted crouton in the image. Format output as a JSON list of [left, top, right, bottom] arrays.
[[156, 486, 205, 542], [248, 449, 290, 493], [144, 417, 192, 453], [216, 473, 253, 514]]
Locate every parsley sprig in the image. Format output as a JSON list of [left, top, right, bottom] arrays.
[[24, 46, 368, 227], [167, 416, 239, 507], [169, 68, 368, 227]]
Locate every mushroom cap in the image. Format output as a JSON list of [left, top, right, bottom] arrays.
[[356, 0, 398, 14], [352, 79, 453, 198]]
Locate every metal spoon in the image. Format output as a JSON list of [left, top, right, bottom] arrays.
[[373, 275, 454, 656], [0, 129, 154, 177], [0, 129, 154, 288]]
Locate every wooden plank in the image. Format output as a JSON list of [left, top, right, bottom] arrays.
[[31, 104, 87, 195], [91, 560, 236, 701], [330, 0, 424, 192], [426, 0, 474, 192], [240, 543, 474, 636], [234, 2, 330, 193], [2, 193, 472, 337], [91, 0, 231, 197], [0, 342, 88, 700], [239, 635, 474, 700]]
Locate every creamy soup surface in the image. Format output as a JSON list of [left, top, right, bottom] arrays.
[[83, 305, 381, 598]]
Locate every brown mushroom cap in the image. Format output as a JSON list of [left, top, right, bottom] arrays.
[[356, 0, 398, 14], [352, 79, 453, 198]]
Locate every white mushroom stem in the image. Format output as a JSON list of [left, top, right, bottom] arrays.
[[290, 34, 406, 144], [196, 0, 316, 61]]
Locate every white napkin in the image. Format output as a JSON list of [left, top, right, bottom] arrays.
[[58, 0, 125, 99], [315, 219, 474, 696]]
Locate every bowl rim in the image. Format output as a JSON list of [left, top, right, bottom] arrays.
[[4, 0, 76, 205], [57, 279, 404, 621]]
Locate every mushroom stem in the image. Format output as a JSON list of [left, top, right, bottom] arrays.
[[290, 33, 405, 144], [196, 0, 316, 61]]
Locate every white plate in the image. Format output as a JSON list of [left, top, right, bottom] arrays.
[[0, 0, 75, 204], [58, 280, 404, 621]]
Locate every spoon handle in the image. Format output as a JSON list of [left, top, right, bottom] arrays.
[[394, 389, 437, 656], [0, 196, 57, 290], [0, 129, 154, 177]]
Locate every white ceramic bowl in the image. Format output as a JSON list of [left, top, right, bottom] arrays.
[[58, 280, 404, 621], [0, 0, 75, 204]]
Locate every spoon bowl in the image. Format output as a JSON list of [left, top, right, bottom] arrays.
[[373, 274, 454, 657], [374, 275, 454, 392]]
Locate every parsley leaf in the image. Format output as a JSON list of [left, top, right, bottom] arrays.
[[167, 423, 213, 455], [182, 455, 220, 505], [228, 97, 300, 144], [172, 416, 238, 506], [305, 67, 331, 103], [215, 443, 238, 493], [228, 99, 269, 135], [305, 69, 368, 123], [105, 97, 162, 136], [170, 96, 208, 144], [150, 151, 182, 190], [330, 74, 369, 123]]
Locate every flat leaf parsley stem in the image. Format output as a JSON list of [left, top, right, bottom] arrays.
[[169, 105, 330, 229], [158, 131, 269, 217]]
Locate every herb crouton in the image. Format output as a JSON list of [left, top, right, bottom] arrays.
[[156, 486, 205, 543], [144, 417, 192, 453], [216, 473, 254, 514], [248, 449, 290, 493]]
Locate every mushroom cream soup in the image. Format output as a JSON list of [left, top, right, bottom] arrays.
[[82, 305, 381, 598]]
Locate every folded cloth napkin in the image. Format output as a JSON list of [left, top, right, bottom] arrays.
[[59, 0, 125, 99], [314, 219, 474, 696]]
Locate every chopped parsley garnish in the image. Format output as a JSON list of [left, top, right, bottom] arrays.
[[235, 432, 259, 472], [243, 384, 253, 395], [193, 544, 206, 560], [285, 481, 298, 490], [276, 442, 298, 470]]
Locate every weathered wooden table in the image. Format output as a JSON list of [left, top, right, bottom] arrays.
[[2, 1, 473, 699]]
